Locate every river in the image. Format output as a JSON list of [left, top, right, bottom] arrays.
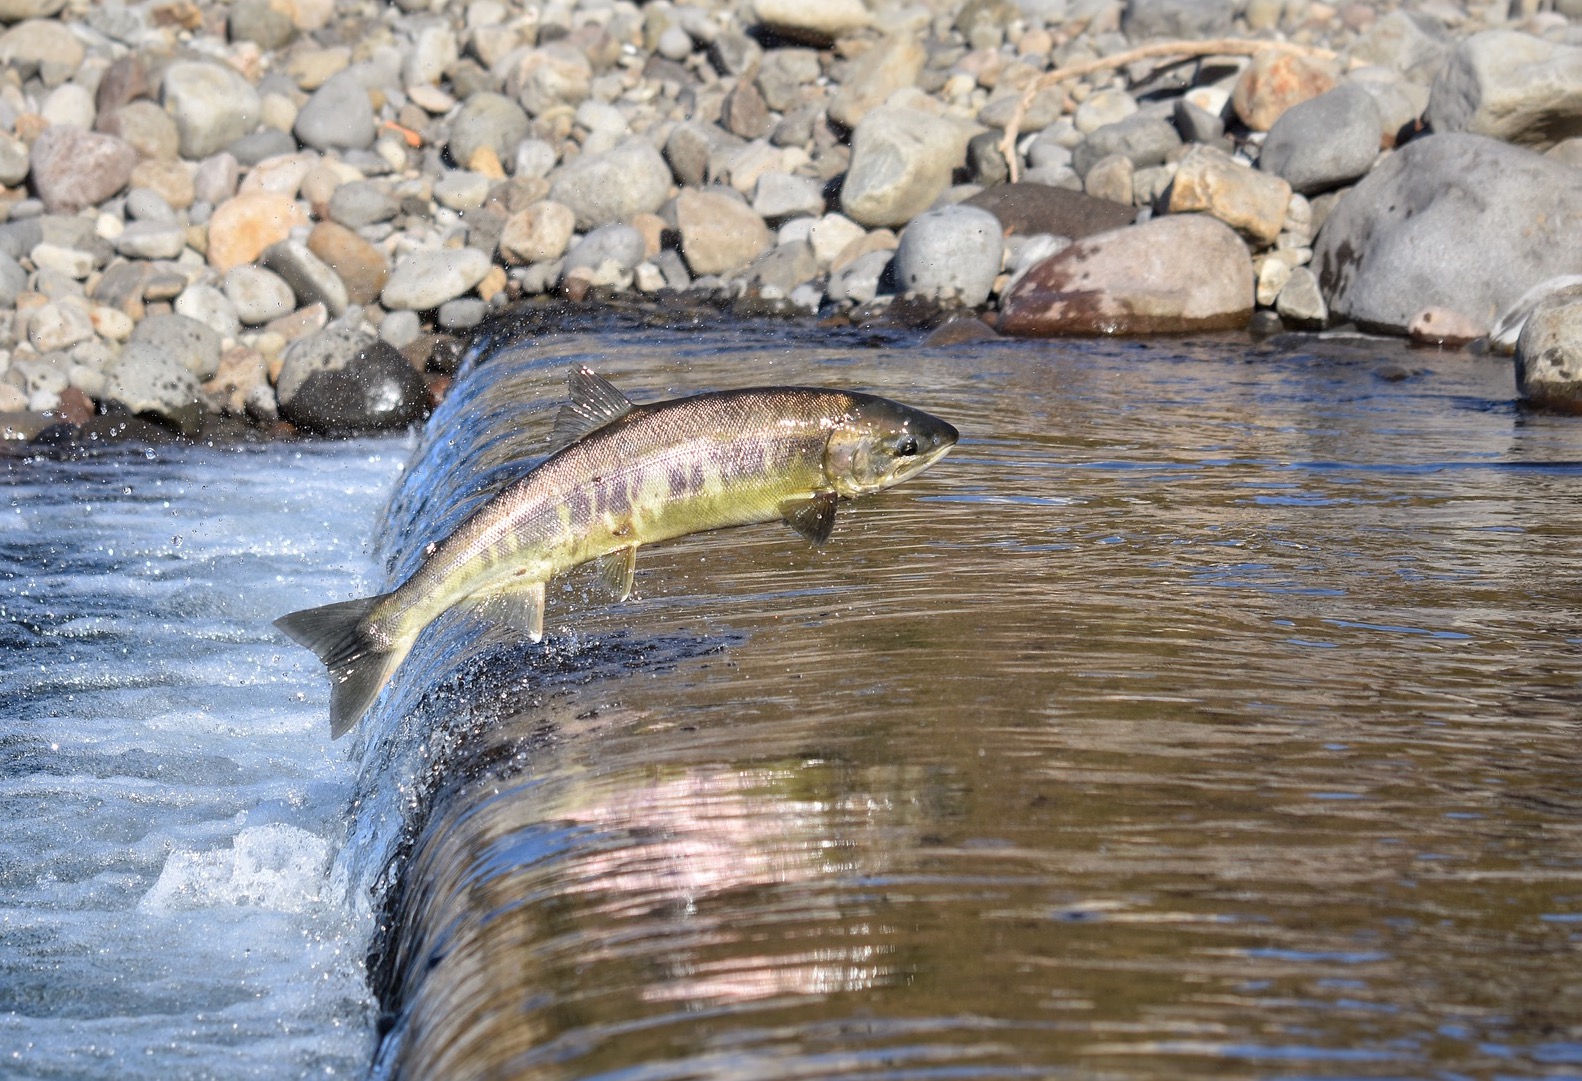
[[5, 320, 1582, 1079]]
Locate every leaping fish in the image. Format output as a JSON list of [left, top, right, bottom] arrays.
[[274, 366, 959, 738]]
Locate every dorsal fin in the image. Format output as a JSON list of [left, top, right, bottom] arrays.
[[548, 366, 635, 452]]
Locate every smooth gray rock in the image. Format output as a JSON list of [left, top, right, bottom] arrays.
[[228, 0, 296, 49], [1072, 114, 1181, 178], [103, 342, 200, 417], [228, 127, 297, 165], [752, 172, 825, 222], [262, 240, 349, 317], [449, 93, 530, 170], [379, 309, 421, 348], [827, 248, 893, 305], [894, 204, 1002, 307], [0, 249, 24, 307], [161, 61, 261, 160], [294, 71, 376, 152], [744, 240, 819, 296], [174, 283, 241, 339], [1174, 97, 1225, 143], [1426, 30, 1582, 150], [1515, 285, 1582, 408], [327, 181, 398, 229], [128, 313, 223, 380], [125, 187, 176, 223], [757, 48, 821, 111], [1314, 134, 1582, 335], [562, 224, 646, 276], [548, 139, 672, 230], [0, 131, 27, 187], [1352, 10, 1453, 85], [1275, 266, 1327, 328], [382, 247, 492, 310], [225, 264, 296, 325], [841, 105, 978, 229], [115, 221, 187, 260], [665, 121, 745, 190], [1122, 0, 1232, 39], [276, 325, 427, 434], [1259, 86, 1382, 194], [437, 298, 487, 330]]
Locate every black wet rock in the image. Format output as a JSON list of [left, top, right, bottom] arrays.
[[280, 338, 429, 435]]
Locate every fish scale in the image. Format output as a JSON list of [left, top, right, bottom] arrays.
[[275, 367, 958, 737]]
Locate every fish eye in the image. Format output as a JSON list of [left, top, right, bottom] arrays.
[[897, 435, 919, 457]]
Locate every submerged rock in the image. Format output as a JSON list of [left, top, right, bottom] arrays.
[[1515, 285, 1582, 410]]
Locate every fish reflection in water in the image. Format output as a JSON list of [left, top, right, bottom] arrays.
[[356, 326, 1582, 1081]]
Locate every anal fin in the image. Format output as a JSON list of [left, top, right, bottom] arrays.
[[466, 577, 547, 642], [595, 545, 638, 602], [780, 492, 838, 546]]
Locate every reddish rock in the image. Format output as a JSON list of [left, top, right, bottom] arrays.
[[28, 126, 138, 214], [307, 221, 388, 306], [1408, 306, 1485, 347], [998, 215, 1254, 337], [1232, 49, 1339, 132]]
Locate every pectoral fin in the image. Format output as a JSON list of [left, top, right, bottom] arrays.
[[548, 366, 636, 451], [780, 492, 838, 546], [595, 545, 638, 602], [466, 578, 547, 641]]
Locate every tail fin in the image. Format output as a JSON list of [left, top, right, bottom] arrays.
[[273, 594, 407, 739]]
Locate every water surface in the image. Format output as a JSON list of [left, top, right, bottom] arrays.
[[349, 326, 1582, 1080]]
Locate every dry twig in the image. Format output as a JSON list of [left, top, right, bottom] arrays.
[[997, 38, 1341, 183]]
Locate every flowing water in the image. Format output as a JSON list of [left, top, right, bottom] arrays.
[[5, 320, 1582, 1080]]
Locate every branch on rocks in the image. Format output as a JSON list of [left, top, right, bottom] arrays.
[[997, 39, 1342, 184]]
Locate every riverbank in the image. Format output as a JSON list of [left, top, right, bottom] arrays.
[[0, 0, 1579, 448]]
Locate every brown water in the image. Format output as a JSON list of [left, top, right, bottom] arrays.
[[351, 322, 1582, 1080]]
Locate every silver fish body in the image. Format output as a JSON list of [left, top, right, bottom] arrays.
[[275, 367, 958, 737]]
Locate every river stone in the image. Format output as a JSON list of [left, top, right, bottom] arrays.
[[752, 172, 824, 222], [1232, 50, 1339, 132], [0, 0, 65, 20], [41, 83, 94, 130], [225, 264, 296, 325], [757, 48, 821, 111], [0, 18, 81, 80], [103, 342, 200, 418], [1313, 134, 1582, 335], [894, 204, 1002, 307], [1515, 286, 1582, 410], [194, 153, 240, 206], [174, 283, 242, 339], [964, 183, 1136, 238], [0, 130, 26, 186], [1425, 31, 1582, 151], [307, 221, 388, 306], [27, 299, 93, 353], [0, 249, 24, 306], [1259, 86, 1381, 195], [744, 239, 818, 297], [262, 239, 349, 316], [999, 214, 1253, 336], [563, 224, 646, 277], [449, 92, 530, 171], [162, 61, 262, 160], [1167, 143, 1291, 245], [841, 105, 979, 229], [327, 180, 398, 229], [1352, 10, 1451, 85], [230, 128, 298, 166], [752, 0, 871, 45], [827, 248, 893, 305], [499, 200, 577, 265], [207, 190, 309, 272], [827, 34, 926, 131], [294, 71, 375, 152], [229, 0, 295, 49], [1072, 114, 1181, 178], [508, 43, 592, 117], [676, 188, 773, 276], [404, 20, 458, 88], [1084, 155, 1134, 205], [382, 248, 492, 310], [29, 126, 137, 214], [1122, 0, 1232, 38], [130, 312, 224, 380], [548, 140, 672, 231], [277, 326, 427, 434], [115, 221, 187, 260]]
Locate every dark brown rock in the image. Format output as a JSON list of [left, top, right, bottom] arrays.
[[962, 183, 1136, 239]]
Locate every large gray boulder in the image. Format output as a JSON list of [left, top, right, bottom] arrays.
[[893, 205, 1002, 307], [840, 106, 979, 229], [1426, 30, 1582, 150], [1313, 133, 1582, 335], [1515, 285, 1582, 410]]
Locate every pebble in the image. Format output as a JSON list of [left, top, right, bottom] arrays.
[[549, 140, 672, 231], [307, 222, 389, 307], [1259, 86, 1382, 194], [1232, 50, 1340, 132], [1073, 114, 1182, 178], [225, 265, 297, 325], [207, 191, 309, 273], [382, 248, 492, 311], [294, 71, 376, 152], [828, 34, 927, 130], [1167, 144, 1292, 245], [129, 313, 224, 380], [499, 201, 577, 266], [115, 222, 188, 261], [563, 225, 647, 278], [162, 61, 262, 160], [752, 172, 825, 222], [102, 343, 200, 418], [752, 0, 871, 45], [175, 284, 242, 340], [449, 93, 530, 172], [676, 188, 774, 277], [841, 106, 977, 228], [327, 181, 399, 230], [262, 239, 350, 317], [894, 204, 1003, 307], [28, 127, 138, 214]]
